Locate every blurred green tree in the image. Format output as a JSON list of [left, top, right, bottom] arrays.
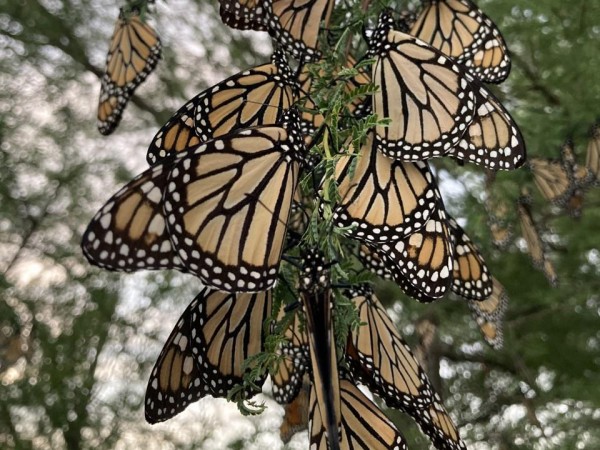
[[0, 0, 598, 449]]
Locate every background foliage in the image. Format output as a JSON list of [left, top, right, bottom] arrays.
[[0, 0, 599, 448]]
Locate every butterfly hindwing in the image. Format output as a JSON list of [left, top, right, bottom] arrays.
[[81, 165, 183, 272], [145, 295, 208, 424], [447, 216, 493, 300], [190, 287, 272, 396]]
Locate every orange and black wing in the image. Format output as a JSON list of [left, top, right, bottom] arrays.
[[147, 49, 298, 165], [447, 216, 493, 300], [410, 0, 511, 83], [345, 285, 436, 411], [375, 208, 454, 300], [218, 0, 268, 30], [308, 378, 408, 450], [333, 132, 440, 243], [83, 115, 305, 292], [145, 287, 272, 423], [268, 0, 335, 61], [467, 277, 508, 349]]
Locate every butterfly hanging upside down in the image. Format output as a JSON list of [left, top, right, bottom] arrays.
[[97, 6, 162, 135], [366, 10, 525, 170], [82, 110, 307, 293]]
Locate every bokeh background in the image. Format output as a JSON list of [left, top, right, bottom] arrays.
[[1, 0, 600, 448]]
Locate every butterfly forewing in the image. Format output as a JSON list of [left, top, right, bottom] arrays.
[[333, 133, 440, 242], [164, 125, 302, 292], [98, 10, 161, 135], [81, 165, 183, 272], [148, 50, 297, 165], [194, 52, 297, 141]]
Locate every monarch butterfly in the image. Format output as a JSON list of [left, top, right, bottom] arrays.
[[586, 121, 600, 182], [297, 248, 341, 449], [527, 157, 574, 207], [560, 140, 595, 217], [82, 111, 305, 292], [467, 277, 508, 349], [447, 217, 493, 301], [561, 140, 595, 187], [147, 49, 301, 165], [98, 7, 161, 135], [345, 287, 465, 450], [409, 0, 511, 83], [332, 132, 441, 243], [517, 194, 558, 286], [144, 288, 272, 423], [367, 12, 525, 170], [345, 285, 435, 410], [274, 319, 409, 450], [485, 196, 513, 249], [309, 378, 408, 450], [272, 305, 310, 404]]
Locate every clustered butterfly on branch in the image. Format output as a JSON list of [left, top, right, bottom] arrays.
[[86, 0, 528, 448], [485, 122, 600, 287]]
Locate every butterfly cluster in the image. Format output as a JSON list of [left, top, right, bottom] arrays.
[[88, 1, 527, 448], [485, 123, 600, 287]]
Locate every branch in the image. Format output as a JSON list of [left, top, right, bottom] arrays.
[[511, 52, 562, 107], [438, 343, 520, 376]]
